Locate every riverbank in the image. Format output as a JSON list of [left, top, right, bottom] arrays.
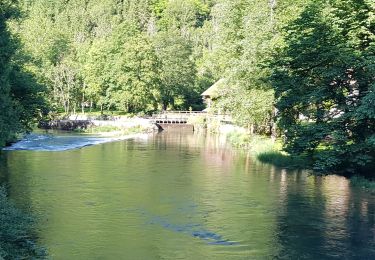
[[0, 187, 46, 259], [215, 125, 375, 192], [225, 131, 309, 169], [188, 117, 311, 169]]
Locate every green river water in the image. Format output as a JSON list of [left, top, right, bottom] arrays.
[[0, 132, 374, 259]]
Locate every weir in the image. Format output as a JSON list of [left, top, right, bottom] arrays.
[[151, 111, 205, 131], [38, 111, 232, 132]]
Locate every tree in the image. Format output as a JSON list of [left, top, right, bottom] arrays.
[[271, 0, 375, 174], [154, 31, 196, 109], [0, 0, 46, 147], [200, 0, 281, 130]]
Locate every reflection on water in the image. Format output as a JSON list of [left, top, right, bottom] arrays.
[[1, 132, 374, 259]]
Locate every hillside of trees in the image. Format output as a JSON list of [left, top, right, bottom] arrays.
[[1, 0, 374, 175]]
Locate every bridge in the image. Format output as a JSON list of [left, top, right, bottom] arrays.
[[151, 111, 232, 131]]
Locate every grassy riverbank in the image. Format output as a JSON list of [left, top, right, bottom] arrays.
[[350, 176, 375, 192], [226, 131, 375, 191], [226, 131, 309, 169], [0, 187, 46, 259]]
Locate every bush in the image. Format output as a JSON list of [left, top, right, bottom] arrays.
[[187, 115, 207, 130], [350, 175, 375, 192], [0, 187, 46, 259], [226, 132, 251, 149], [227, 132, 276, 152]]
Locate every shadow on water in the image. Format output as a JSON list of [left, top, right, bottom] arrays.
[[0, 152, 9, 185], [133, 208, 238, 246], [0, 131, 374, 259], [274, 172, 375, 259], [0, 151, 34, 211]]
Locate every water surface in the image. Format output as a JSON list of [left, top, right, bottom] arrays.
[[1, 132, 374, 259]]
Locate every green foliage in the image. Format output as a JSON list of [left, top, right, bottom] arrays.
[[257, 151, 310, 169], [186, 114, 206, 128], [84, 25, 160, 113], [226, 132, 276, 153], [5, 0, 374, 175], [271, 0, 375, 174], [154, 31, 196, 109], [200, 0, 287, 132], [0, 0, 46, 147], [226, 132, 252, 149], [0, 187, 46, 259], [350, 175, 375, 192], [17, 0, 209, 114], [212, 86, 274, 129]]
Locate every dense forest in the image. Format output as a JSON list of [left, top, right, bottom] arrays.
[[1, 0, 374, 174]]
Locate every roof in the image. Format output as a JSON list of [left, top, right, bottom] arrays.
[[201, 78, 227, 98]]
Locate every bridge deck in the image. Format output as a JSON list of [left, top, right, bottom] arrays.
[[151, 111, 232, 125]]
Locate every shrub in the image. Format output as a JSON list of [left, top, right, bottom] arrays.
[[0, 187, 46, 259], [350, 176, 375, 192], [257, 151, 309, 169]]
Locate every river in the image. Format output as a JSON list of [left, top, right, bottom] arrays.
[[1, 132, 374, 259]]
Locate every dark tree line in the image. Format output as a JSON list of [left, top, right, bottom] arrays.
[[0, 0, 45, 147]]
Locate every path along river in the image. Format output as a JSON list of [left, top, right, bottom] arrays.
[[0, 131, 374, 259]]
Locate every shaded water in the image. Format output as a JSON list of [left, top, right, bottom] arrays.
[[0, 132, 374, 259]]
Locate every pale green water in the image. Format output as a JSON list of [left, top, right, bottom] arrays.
[[1, 132, 374, 259]]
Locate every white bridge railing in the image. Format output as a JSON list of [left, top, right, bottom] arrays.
[[151, 111, 232, 124]]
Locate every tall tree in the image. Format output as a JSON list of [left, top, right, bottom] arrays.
[[271, 0, 375, 173], [154, 31, 196, 109], [0, 0, 45, 147]]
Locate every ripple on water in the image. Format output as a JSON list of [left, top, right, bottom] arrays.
[[3, 133, 141, 151]]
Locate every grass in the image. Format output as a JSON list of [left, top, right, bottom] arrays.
[[257, 151, 310, 169], [226, 131, 310, 169], [0, 186, 46, 259], [227, 132, 276, 152]]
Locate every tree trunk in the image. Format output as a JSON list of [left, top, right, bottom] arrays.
[[269, 0, 277, 25], [250, 124, 255, 135], [271, 106, 278, 141], [81, 87, 85, 114]]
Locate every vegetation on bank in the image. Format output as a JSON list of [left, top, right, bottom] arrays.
[[226, 131, 309, 169], [271, 0, 375, 176], [226, 130, 375, 190], [257, 152, 309, 170], [0, 187, 46, 259], [1, 0, 374, 175], [350, 176, 375, 192]]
